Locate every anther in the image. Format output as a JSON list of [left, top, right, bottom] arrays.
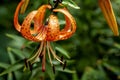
[[60, 56, 64, 65], [52, 65, 56, 74], [28, 61, 33, 71], [53, 0, 62, 3], [58, 0, 62, 3], [63, 61, 67, 70], [39, 55, 43, 62], [24, 58, 28, 68], [53, 0, 57, 3]]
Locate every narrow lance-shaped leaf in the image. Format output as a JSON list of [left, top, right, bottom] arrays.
[[56, 67, 76, 73], [7, 73, 13, 80], [7, 47, 16, 64], [8, 47, 25, 59], [62, 0, 80, 9], [0, 60, 24, 76], [103, 62, 120, 75], [0, 63, 10, 69], [72, 73, 79, 80], [55, 45, 70, 59]]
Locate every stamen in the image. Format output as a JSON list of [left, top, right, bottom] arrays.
[[24, 58, 28, 68], [63, 61, 67, 70], [42, 42, 46, 72], [53, 0, 57, 3], [39, 54, 43, 62], [25, 41, 66, 72], [28, 61, 33, 71], [52, 64, 55, 74], [60, 56, 64, 65], [48, 42, 64, 64], [27, 41, 44, 63], [47, 41, 53, 66]]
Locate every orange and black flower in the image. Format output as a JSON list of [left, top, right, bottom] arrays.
[[14, 0, 76, 72]]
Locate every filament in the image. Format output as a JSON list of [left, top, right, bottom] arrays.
[[27, 41, 44, 62], [47, 41, 53, 66], [42, 42, 46, 72], [48, 42, 64, 64]]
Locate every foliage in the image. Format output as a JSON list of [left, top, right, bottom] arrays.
[[0, 0, 120, 80]]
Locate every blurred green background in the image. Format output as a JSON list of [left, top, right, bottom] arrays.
[[0, 0, 120, 80]]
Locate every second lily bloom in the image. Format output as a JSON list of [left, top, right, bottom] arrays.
[[98, 0, 119, 36]]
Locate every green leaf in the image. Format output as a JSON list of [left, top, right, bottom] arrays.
[[55, 45, 70, 59], [62, 0, 80, 9], [72, 73, 79, 80], [14, 71, 23, 80], [6, 34, 24, 41], [7, 47, 16, 64], [8, 47, 25, 59], [114, 43, 120, 49], [7, 73, 13, 80], [0, 60, 24, 76], [103, 62, 120, 75], [97, 61, 109, 80], [6, 34, 25, 48], [46, 64, 55, 80], [0, 63, 10, 69], [57, 67, 76, 73], [81, 67, 108, 80]]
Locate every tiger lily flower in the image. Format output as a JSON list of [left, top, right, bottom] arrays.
[[14, 0, 76, 72], [98, 0, 119, 36]]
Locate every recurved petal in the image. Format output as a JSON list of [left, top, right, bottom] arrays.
[[14, 0, 24, 32], [53, 8, 76, 40], [61, 8, 71, 32], [33, 5, 51, 33], [98, 0, 119, 36], [20, 11, 41, 42]]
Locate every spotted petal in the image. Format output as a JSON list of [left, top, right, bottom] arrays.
[[53, 8, 76, 40], [33, 5, 51, 34], [20, 11, 41, 42]]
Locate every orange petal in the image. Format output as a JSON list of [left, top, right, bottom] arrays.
[[21, 5, 52, 42], [33, 5, 51, 33], [20, 11, 41, 42], [14, 0, 24, 32], [98, 0, 119, 36], [46, 15, 60, 41], [61, 8, 71, 32], [34, 5, 52, 41], [21, 11, 47, 42], [53, 8, 76, 40]]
